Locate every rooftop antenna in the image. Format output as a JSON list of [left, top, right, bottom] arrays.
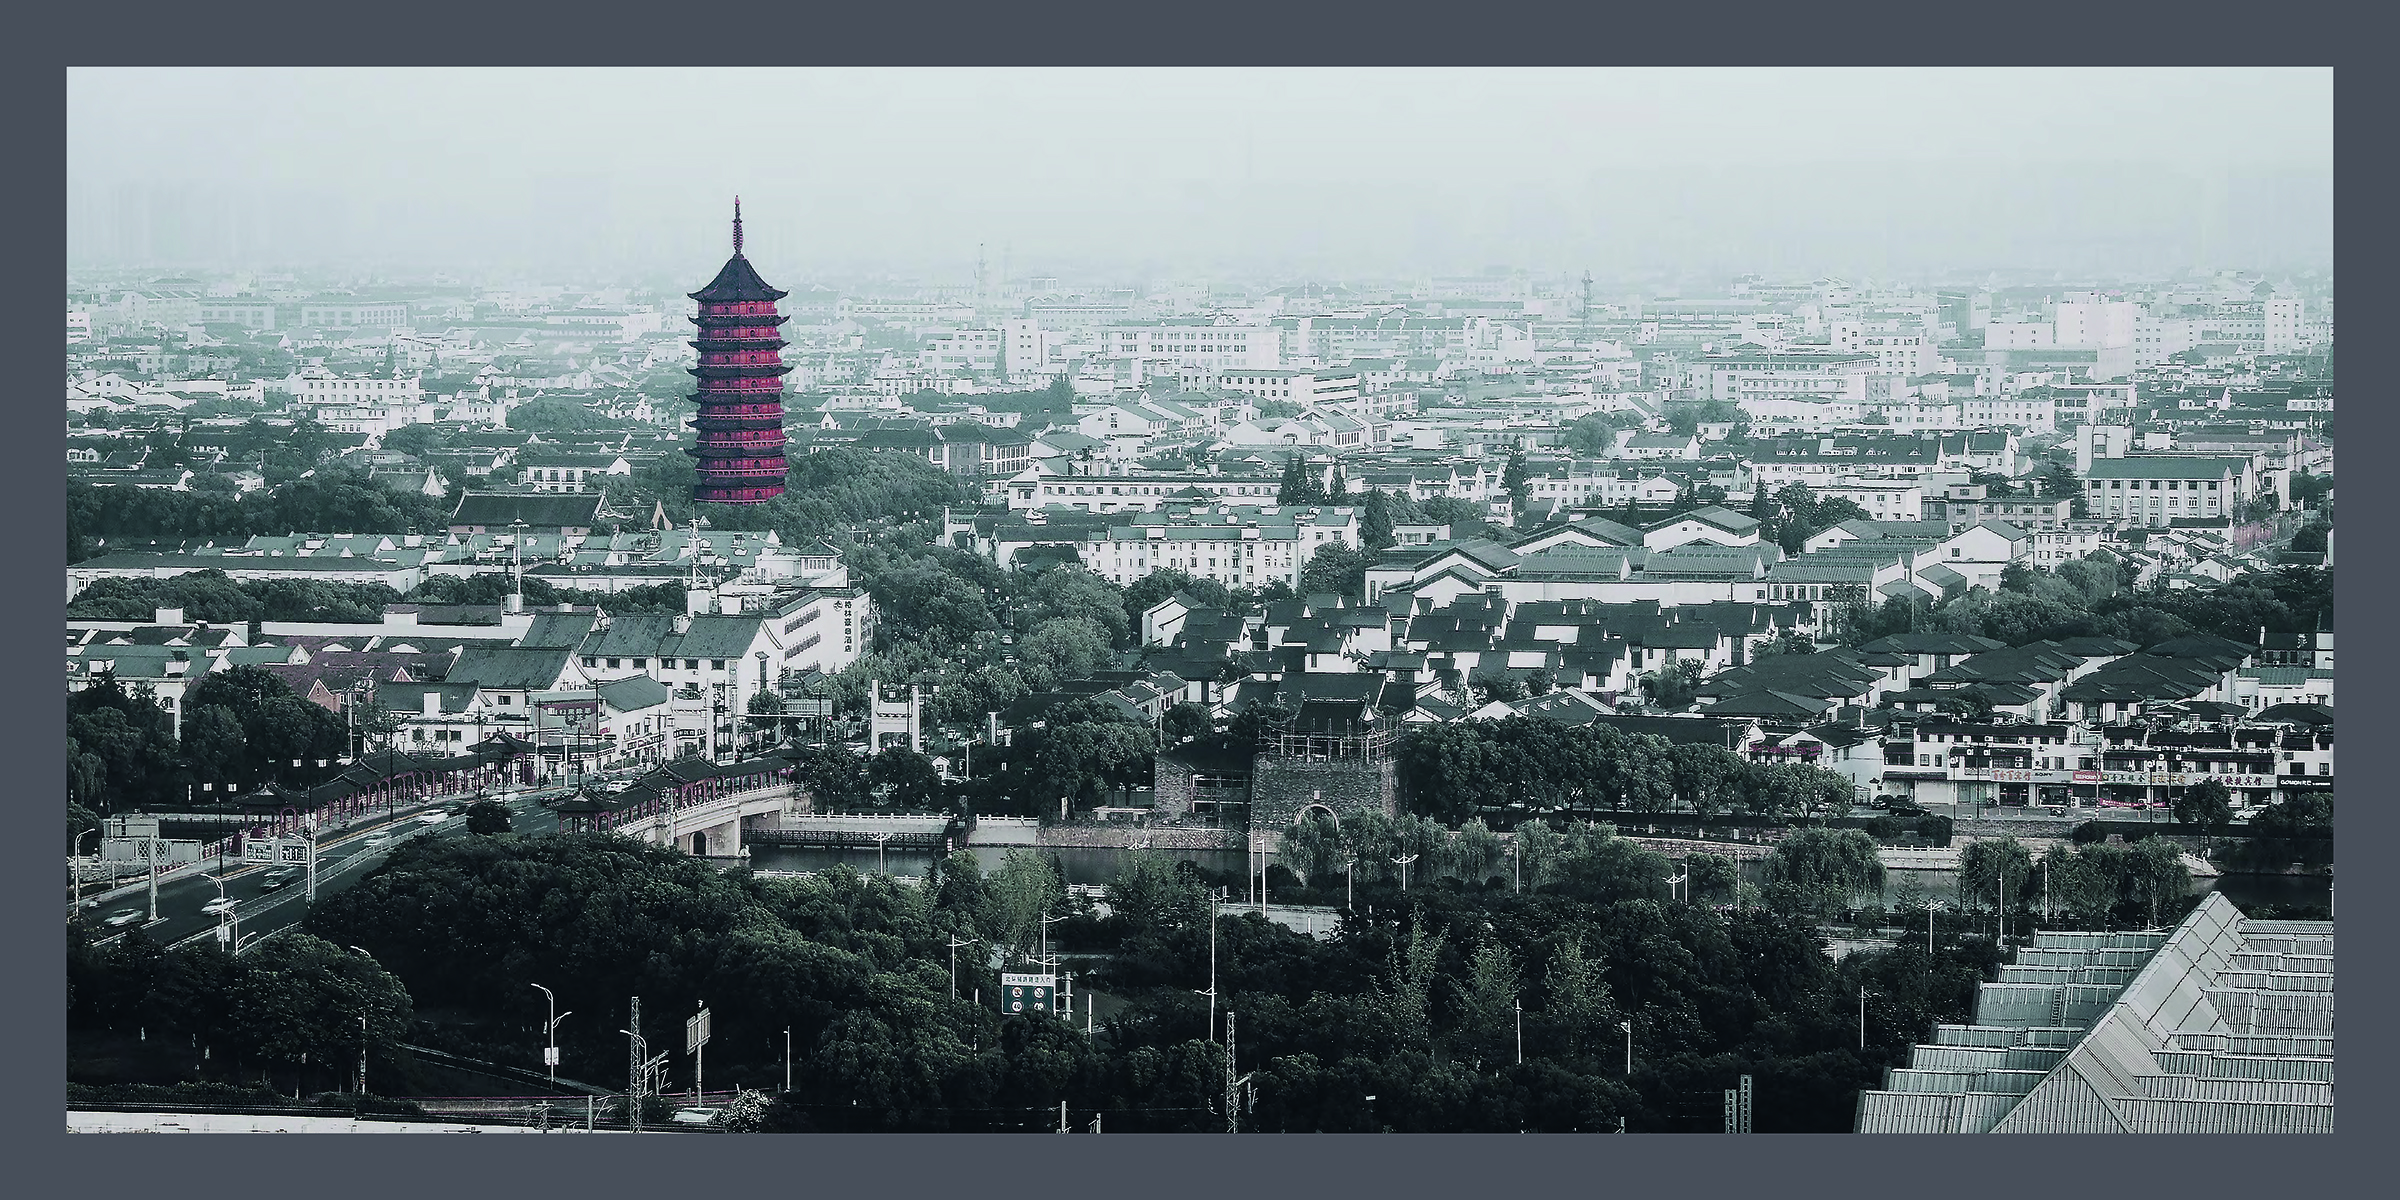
[[732, 197, 744, 256]]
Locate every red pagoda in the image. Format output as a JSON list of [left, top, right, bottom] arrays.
[[685, 199, 789, 504]]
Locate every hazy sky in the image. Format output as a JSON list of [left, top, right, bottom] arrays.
[[68, 67, 2332, 284]]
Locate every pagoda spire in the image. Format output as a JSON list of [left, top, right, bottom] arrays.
[[733, 196, 744, 255]]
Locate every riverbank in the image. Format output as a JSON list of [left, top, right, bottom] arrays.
[[1031, 824, 1243, 851]]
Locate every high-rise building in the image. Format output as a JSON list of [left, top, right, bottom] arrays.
[[685, 200, 791, 504]]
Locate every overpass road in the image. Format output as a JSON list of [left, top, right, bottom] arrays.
[[79, 790, 564, 952]]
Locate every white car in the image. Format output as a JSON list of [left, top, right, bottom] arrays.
[[416, 811, 450, 825], [102, 908, 143, 928], [201, 897, 236, 916], [670, 1108, 719, 1126]]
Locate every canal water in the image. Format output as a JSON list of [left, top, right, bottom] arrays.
[[747, 845, 2328, 910]]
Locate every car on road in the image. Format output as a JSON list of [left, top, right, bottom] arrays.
[[415, 811, 450, 825], [102, 908, 143, 927], [363, 833, 392, 848], [257, 868, 299, 892], [201, 897, 237, 916], [670, 1108, 720, 1126]]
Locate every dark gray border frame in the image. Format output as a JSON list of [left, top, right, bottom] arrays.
[[8, 6, 2376, 1196]]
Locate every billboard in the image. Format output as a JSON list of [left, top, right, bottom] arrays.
[[1000, 973, 1056, 1015]]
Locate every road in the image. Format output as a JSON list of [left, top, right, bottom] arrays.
[[80, 789, 565, 952]]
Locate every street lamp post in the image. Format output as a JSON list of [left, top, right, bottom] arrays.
[[1392, 853, 1418, 892], [1997, 857, 2008, 952], [754, 652, 769, 752], [200, 871, 230, 946], [1039, 911, 1067, 967], [1620, 1019, 1633, 1077], [341, 946, 383, 1091], [1343, 855, 1357, 912], [1511, 840, 1520, 894], [871, 831, 893, 875], [531, 983, 571, 1085], [1924, 898, 1944, 956], [71, 826, 100, 916]]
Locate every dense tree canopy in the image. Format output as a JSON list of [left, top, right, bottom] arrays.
[[1831, 561, 2331, 649], [69, 470, 455, 562]]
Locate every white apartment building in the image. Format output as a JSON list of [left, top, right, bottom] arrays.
[[2030, 522, 2108, 567], [922, 328, 1004, 374], [293, 371, 424, 410], [2084, 457, 2247, 526], [2135, 312, 2200, 367], [541, 310, 667, 341], [1815, 480, 1925, 522], [1962, 392, 2057, 435], [2264, 296, 2305, 353], [1081, 506, 1362, 592], [1217, 369, 1362, 409], [1523, 465, 1683, 508], [1104, 322, 1281, 370], [1830, 323, 1938, 376], [1703, 352, 1882, 407], [772, 586, 871, 676], [1867, 399, 1965, 431], [1003, 466, 1285, 513], [1000, 318, 1071, 380], [299, 300, 411, 329], [2053, 296, 2138, 350], [1983, 319, 2054, 349]]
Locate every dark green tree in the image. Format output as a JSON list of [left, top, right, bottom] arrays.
[[1361, 488, 1397, 551], [1759, 828, 1886, 918], [464, 800, 512, 835], [1298, 543, 1370, 600]]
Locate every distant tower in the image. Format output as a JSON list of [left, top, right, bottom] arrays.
[[1580, 269, 1593, 345], [684, 198, 790, 504]]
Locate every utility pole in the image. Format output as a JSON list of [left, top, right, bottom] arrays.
[[1208, 890, 1221, 1040], [784, 1026, 792, 1094], [1858, 985, 1866, 1049], [1224, 1010, 1238, 1134], [1515, 999, 1523, 1065], [1059, 1099, 1068, 1134], [948, 934, 978, 1000], [626, 996, 643, 1134]]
